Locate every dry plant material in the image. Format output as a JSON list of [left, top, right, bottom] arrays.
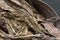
[[0, 0, 60, 40]]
